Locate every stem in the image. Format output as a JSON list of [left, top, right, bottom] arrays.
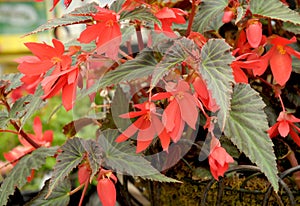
[[78, 181, 89, 206], [267, 18, 272, 36], [135, 24, 144, 51], [69, 183, 84, 196], [284, 144, 300, 189], [185, 0, 198, 37], [278, 94, 286, 112], [0, 129, 20, 135], [119, 49, 134, 60]]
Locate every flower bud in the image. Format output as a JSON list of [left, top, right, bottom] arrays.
[[246, 19, 262, 48]]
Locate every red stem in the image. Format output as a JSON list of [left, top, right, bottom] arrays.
[[135, 24, 144, 51], [79, 181, 89, 206], [186, 0, 198, 37]]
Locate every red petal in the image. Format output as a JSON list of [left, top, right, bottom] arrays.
[[33, 117, 43, 138], [18, 60, 54, 75], [24, 42, 56, 60], [97, 178, 116, 206], [151, 92, 172, 101], [78, 24, 103, 44], [289, 127, 300, 147], [62, 82, 76, 111], [52, 39, 65, 56], [267, 123, 280, 138], [136, 140, 152, 153], [178, 93, 198, 129], [155, 7, 176, 19], [78, 164, 91, 185], [278, 121, 290, 137], [231, 64, 248, 83], [246, 20, 262, 48], [270, 50, 292, 86], [162, 100, 178, 132]]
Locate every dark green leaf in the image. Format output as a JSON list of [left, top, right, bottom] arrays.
[[151, 37, 199, 86], [224, 84, 279, 191], [0, 73, 23, 94], [25, 179, 71, 206], [47, 138, 85, 197], [98, 48, 157, 88], [9, 95, 32, 120], [283, 22, 300, 35], [0, 147, 58, 206], [120, 7, 160, 25], [27, 2, 98, 35], [199, 39, 234, 131], [0, 111, 9, 129], [98, 129, 180, 182], [192, 0, 228, 33], [110, 0, 125, 13], [250, 0, 300, 25], [81, 139, 103, 180]]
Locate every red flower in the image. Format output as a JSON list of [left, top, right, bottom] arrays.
[[255, 36, 300, 86], [116, 101, 171, 153], [78, 163, 91, 185], [17, 39, 71, 76], [121, 0, 148, 11], [78, 7, 121, 59], [268, 111, 300, 146], [246, 19, 262, 48], [152, 6, 186, 37], [222, 8, 235, 23], [41, 65, 79, 111], [208, 137, 234, 180], [152, 80, 199, 142], [192, 76, 219, 112], [97, 169, 117, 206]]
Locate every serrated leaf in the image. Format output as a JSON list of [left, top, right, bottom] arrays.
[[0, 147, 58, 206], [235, 6, 247, 24], [0, 111, 9, 129], [25, 179, 71, 206], [98, 129, 180, 182], [110, 0, 125, 12], [120, 7, 160, 25], [192, 0, 228, 33], [250, 0, 300, 25], [98, 48, 157, 88], [47, 138, 85, 197], [0, 73, 23, 94], [27, 2, 98, 35], [81, 139, 103, 180], [9, 95, 32, 120], [151, 37, 199, 86], [283, 22, 300, 35], [199, 39, 234, 131], [224, 84, 279, 191]]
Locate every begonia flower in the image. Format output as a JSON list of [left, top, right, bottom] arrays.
[[116, 101, 171, 152], [152, 6, 187, 37], [97, 169, 117, 206], [208, 137, 234, 180], [78, 7, 121, 59], [246, 19, 262, 48], [268, 111, 300, 146], [254, 36, 300, 86], [152, 80, 199, 142]]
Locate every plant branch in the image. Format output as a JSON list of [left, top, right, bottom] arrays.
[[185, 0, 199, 36], [135, 23, 144, 51]]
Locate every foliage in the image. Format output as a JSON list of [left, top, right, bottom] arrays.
[[1, 0, 300, 205]]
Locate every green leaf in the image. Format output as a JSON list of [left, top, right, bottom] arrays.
[[110, 0, 125, 13], [47, 138, 85, 197], [0, 111, 9, 129], [283, 22, 300, 35], [224, 84, 279, 191], [250, 0, 300, 25], [192, 0, 228, 33], [81, 139, 103, 180], [0, 147, 58, 206], [151, 37, 199, 86], [98, 48, 157, 88], [0, 73, 23, 94], [199, 39, 234, 131], [121, 7, 160, 25], [9, 95, 33, 120], [98, 129, 180, 182], [27, 2, 98, 35], [25, 179, 71, 206]]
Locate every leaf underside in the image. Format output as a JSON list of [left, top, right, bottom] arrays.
[[224, 84, 279, 191], [250, 0, 300, 25]]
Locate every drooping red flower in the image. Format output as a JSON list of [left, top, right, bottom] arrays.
[[78, 163, 91, 185], [41, 65, 79, 111], [116, 101, 171, 153], [246, 19, 262, 48], [152, 6, 187, 37], [16, 39, 71, 76], [254, 36, 300, 86], [97, 169, 117, 206], [78, 7, 121, 59], [222, 7, 235, 23], [192, 75, 219, 112], [208, 137, 234, 180], [268, 111, 300, 146], [152, 80, 199, 142]]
